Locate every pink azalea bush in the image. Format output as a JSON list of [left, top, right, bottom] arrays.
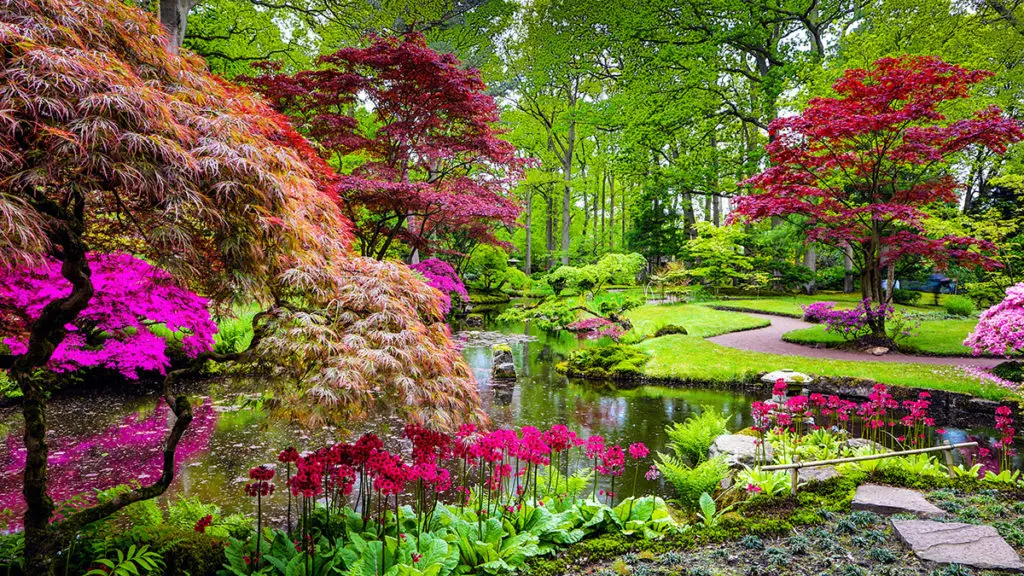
[[0, 252, 216, 378], [965, 283, 1024, 356], [409, 258, 469, 315], [566, 316, 625, 341], [801, 301, 837, 323]]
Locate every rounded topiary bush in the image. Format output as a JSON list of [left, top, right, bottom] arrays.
[[891, 288, 921, 305], [653, 324, 688, 338], [944, 295, 976, 317], [993, 361, 1024, 383]]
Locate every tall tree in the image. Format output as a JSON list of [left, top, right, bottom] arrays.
[[735, 56, 1021, 338], [248, 33, 521, 265], [0, 1, 479, 572]]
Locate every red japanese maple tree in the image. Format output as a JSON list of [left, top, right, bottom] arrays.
[[246, 33, 522, 263], [735, 56, 1023, 338]]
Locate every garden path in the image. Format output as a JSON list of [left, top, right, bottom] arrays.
[[706, 312, 1005, 368]]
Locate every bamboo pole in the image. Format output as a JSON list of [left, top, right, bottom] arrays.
[[943, 440, 956, 478], [761, 442, 978, 472]]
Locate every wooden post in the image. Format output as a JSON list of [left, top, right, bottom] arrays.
[[944, 440, 956, 478], [790, 455, 800, 496]]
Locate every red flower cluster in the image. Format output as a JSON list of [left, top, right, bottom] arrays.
[[194, 514, 213, 533]]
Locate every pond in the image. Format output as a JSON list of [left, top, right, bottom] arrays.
[[0, 309, 1009, 527]]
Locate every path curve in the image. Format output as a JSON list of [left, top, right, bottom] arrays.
[[706, 312, 1005, 368]]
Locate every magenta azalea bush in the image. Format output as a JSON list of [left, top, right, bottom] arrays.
[[410, 258, 469, 315], [965, 283, 1024, 356], [801, 301, 837, 323], [0, 252, 216, 378]]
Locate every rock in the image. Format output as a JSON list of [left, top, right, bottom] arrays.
[[709, 434, 772, 468], [798, 466, 839, 484], [465, 314, 484, 327], [866, 346, 889, 356], [852, 484, 945, 518], [892, 519, 1024, 572], [760, 369, 814, 384], [491, 344, 516, 379], [845, 438, 888, 453]]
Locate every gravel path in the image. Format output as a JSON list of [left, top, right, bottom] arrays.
[[706, 312, 1005, 368]]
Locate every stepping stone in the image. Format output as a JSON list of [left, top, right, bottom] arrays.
[[852, 484, 945, 518], [798, 466, 838, 484], [892, 519, 1024, 572]]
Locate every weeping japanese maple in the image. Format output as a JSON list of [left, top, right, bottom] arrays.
[[246, 33, 522, 263], [0, 1, 479, 572], [734, 56, 1023, 339]]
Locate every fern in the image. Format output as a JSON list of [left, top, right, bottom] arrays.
[[656, 454, 729, 509], [84, 544, 164, 576], [665, 407, 729, 466]]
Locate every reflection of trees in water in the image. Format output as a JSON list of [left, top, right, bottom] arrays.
[[0, 399, 217, 525]]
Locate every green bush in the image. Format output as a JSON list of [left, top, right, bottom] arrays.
[[653, 324, 688, 338], [664, 407, 728, 466], [563, 345, 650, 379], [891, 288, 922, 305], [943, 295, 976, 317], [966, 281, 1006, 308], [993, 361, 1024, 383], [815, 265, 847, 291]]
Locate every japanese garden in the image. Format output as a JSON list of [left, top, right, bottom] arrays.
[[7, 1, 1024, 575]]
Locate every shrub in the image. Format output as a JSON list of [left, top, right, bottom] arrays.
[[656, 455, 729, 509], [891, 288, 922, 305], [815, 265, 847, 291], [664, 408, 729, 466], [801, 301, 836, 323], [968, 281, 1009, 308], [563, 345, 650, 379], [993, 361, 1024, 383], [944, 295, 976, 317], [653, 324, 688, 338]]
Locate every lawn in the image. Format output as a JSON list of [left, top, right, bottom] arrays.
[[705, 291, 951, 317], [782, 318, 985, 357], [635, 334, 1012, 401], [625, 303, 770, 338]]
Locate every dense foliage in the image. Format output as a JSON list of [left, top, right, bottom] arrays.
[[247, 33, 522, 264]]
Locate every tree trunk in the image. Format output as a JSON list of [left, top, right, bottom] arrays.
[[803, 246, 817, 294], [681, 191, 696, 240], [546, 190, 555, 270], [843, 245, 855, 293], [159, 0, 192, 53], [608, 172, 615, 251], [860, 234, 887, 339], [561, 122, 574, 266], [599, 171, 605, 253], [524, 191, 532, 275]]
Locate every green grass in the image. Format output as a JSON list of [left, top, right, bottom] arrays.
[[705, 292, 950, 317], [782, 319, 985, 357], [625, 303, 769, 338], [636, 334, 1013, 401]]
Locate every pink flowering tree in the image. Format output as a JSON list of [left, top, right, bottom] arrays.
[[965, 283, 1024, 356], [0, 253, 216, 378], [409, 258, 469, 316]]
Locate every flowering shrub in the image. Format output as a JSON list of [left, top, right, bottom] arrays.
[[409, 258, 469, 316], [0, 252, 216, 378], [227, 424, 673, 576], [801, 301, 837, 323], [965, 283, 1024, 356], [566, 317, 625, 340]]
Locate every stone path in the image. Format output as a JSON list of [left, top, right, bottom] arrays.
[[706, 312, 1004, 368], [852, 485, 1024, 572], [852, 484, 945, 518]]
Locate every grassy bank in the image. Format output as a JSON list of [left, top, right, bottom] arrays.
[[706, 292, 950, 317], [625, 303, 770, 338], [635, 334, 1012, 401], [783, 319, 983, 357]]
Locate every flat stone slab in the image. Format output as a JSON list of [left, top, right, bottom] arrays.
[[760, 369, 813, 384], [798, 466, 839, 484], [709, 434, 772, 468], [852, 484, 945, 518], [892, 519, 1024, 572]]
